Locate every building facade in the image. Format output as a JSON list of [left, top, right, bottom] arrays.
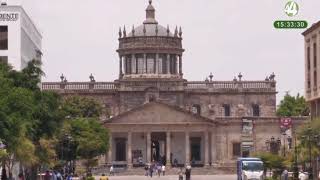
[[302, 21, 320, 178], [43, 1, 305, 168], [0, 2, 42, 70], [303, 21, 320, 118]]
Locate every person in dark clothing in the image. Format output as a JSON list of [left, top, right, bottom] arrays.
[[185, 166, 191, 180], [1, 167, 7, 180]]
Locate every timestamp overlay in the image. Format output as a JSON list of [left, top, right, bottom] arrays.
[[274, 1, 308, 30], [274, 20, 308, 29]]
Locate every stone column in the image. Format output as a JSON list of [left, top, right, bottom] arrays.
[[185, 131, 190, 165], [155, 54, 159, 74], [179, 55, 182, 75], [107, 133, 113, 165], [211, 131, 217, 165], [119, 55, 123, 78], [166, 132, 171, 167], [147, 132, 151, 163], [127, 132, 132, 168], [167, 54, 171, 74], [144, 54, 147, 74], [132, 54, 136, 74], [204, 131, 209, 167]]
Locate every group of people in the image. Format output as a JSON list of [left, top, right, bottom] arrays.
[[43, 170, 78, 180], [178, 166, 191, 180], [144, 163, 166, 177]]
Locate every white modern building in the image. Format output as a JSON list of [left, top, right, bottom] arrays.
[[0, 1, 42, 70]]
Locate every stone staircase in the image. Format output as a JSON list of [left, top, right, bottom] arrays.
[[92, 166, 236, 176]]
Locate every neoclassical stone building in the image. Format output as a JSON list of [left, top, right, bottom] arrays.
[[43, 0, 306, 169]]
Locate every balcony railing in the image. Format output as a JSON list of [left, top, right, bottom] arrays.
[[42, 80, 275, 92], [42, 82, 117, 91], [185, 81, 275, 91]]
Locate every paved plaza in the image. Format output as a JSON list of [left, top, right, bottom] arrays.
[[94, 175, 236, 180]]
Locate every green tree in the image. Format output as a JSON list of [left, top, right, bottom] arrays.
[[60, 96, 108, 174], [277, 93, 309, 117], [255, 152, 286, 179], [0, 61, 64, 178]]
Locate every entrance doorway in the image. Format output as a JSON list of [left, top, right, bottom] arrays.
[[151, 132, 166, 164]]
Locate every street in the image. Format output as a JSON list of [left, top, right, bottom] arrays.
[[94, 175, 236, 180]]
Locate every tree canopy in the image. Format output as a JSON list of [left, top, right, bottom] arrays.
[[277, 93, 309, 117]]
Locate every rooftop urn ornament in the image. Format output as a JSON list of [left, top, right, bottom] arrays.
[[233, 76, 238, 82], [167, 25, 170, 36], [123, 25, 127, 37], [179, 26, 183, 37], [89, 73, 95, 82], [265, 76, 270, 81], [60, 74, 65, 82], [209, 73, 213, 82], [269, 72, 275, 81], [238, 73, 243, 81], [132, 25, 135, 36], [174, 26, 178, 37], [118, 27, 122, 38]]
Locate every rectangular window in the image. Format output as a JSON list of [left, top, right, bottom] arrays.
[[170, 55, 177, 74], [162, 55, 168, 74], [0, 26, 8, 50], [125, 56, 132, 74], [223, 104, 231, 117], [314, 43, 317, 68], [0, 56, 7, 64], [146, 54, 155, 74], [132, 55, 136, 74], [158, 57, 162, 74], [137, 55, 144, 74], [232, 143, 241, 157], [252, 104, 260, 117], [307, 47, 311, 70]]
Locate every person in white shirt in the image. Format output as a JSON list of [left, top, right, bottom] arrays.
[[161, 165, 165, 176]]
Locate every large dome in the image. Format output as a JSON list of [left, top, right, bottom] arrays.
[[128, 24, 174, 37]]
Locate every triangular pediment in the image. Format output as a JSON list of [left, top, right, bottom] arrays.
[[104, 102, 215, 125]]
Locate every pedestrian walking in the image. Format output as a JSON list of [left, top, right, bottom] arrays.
[[185, 165, 191, 180], [109, 165, 114, 176], [149, 164, 154, 178], [52, 171, 57, 180], [144, 165, 149, 176], [161, 165, 166, 176], [157, 164, 161, 177], [178, 168, 183, 180], [56, 171, 62, 180], [282, 168, 288, 180]]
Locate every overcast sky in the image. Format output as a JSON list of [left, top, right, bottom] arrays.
[[10, 0, 320, 103]]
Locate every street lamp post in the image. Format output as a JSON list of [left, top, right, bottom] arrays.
[[302, 127, 313, 180], [283, 132, 287, 157]]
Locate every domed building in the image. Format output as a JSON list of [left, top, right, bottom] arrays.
[[43, 0, 305, 171]]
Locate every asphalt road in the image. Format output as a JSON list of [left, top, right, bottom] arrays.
[[94, 175, 237, 180]]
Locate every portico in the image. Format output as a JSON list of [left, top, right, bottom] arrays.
[[104, 102, 216, 168]]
